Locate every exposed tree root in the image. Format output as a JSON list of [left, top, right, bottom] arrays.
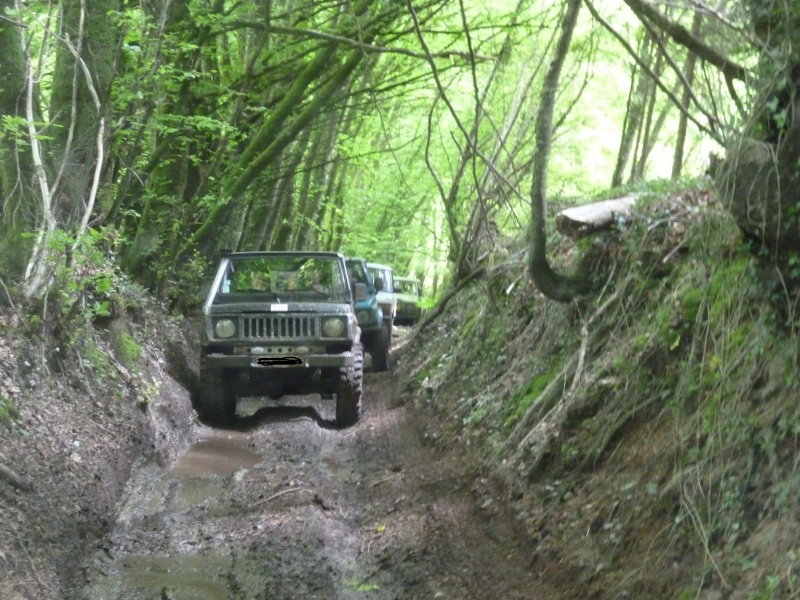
[[0, 460, 32, 492]]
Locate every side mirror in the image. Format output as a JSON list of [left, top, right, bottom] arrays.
[[353, 282, 367, 302], [374, 276, 384, 292]]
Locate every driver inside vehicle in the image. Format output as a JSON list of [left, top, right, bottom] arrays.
[[250, 271, 270, 291]]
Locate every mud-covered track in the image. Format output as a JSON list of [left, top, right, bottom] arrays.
[[80, 366, 546, 599]]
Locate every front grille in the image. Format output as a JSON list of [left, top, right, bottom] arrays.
[[241, 315, 317, 339]]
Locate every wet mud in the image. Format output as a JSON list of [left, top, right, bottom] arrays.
[[80, 362, 547, 599]]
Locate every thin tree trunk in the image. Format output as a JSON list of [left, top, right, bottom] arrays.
[[631, 51, 663, 181], [672, 10, 703, 178], [611, 65, 639, 188], [612, 32, 654, 187]]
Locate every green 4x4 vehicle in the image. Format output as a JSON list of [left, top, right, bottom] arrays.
[[345, 257, 390, 372], [393, 276, 424, 326], [199, 251, 366, 426]]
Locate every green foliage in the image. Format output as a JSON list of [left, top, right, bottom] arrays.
[[156, 247, 210, 311], [138, 378, 162, 407], [503, 367, 560, 430], [0, 395, 21, 429], [345, 578, 380, 592], [109, 321, 141, 371], [45, 229, 121, 323]]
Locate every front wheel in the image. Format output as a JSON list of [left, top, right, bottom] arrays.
[[197, 358, 237, 425], [336, 343, 363, 426]]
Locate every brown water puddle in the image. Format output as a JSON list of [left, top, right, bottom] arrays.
[[170, 431, 262, 476]]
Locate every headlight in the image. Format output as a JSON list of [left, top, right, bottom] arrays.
[[356, 310, 373, 325], [214, 318, 236, 338], [322, 317, 346, 337]]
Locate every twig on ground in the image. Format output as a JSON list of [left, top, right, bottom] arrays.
[[248, 487, 307, 509], [369, 475, 397, 488], [662, 237, 688, 263]]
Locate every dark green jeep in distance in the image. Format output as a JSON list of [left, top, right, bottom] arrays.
[[199, 251, 366, 426]]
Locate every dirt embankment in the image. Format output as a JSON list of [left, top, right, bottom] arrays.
[[0, 310, 197, 599]]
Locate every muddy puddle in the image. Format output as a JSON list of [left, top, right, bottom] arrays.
[[170, 431, 262, 476], [81, 430, 270, 599]]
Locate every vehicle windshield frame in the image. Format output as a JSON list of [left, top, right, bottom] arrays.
[[395, 278, 420, 295], [212, 254, 350, 304]]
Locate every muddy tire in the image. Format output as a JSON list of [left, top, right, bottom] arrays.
[[198, 358, 237, 425], [371, 326, 390, 372], [336, 343, 363, 426]]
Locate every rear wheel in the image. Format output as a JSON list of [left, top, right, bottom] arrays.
[[336, 343, 363, 426], [370, 326, 390, 372], [197, 358, 237, 425]]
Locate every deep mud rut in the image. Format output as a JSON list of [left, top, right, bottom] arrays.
[[79, 355, 549, 600]]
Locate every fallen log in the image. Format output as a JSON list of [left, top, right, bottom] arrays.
[[556, 195, 640, 240]]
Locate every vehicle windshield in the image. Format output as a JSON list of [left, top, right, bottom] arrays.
[[214, 255, 349, 303], [367, 266, 393, 293], [395, 279, 419, 295], [345, 260, 372, 288]]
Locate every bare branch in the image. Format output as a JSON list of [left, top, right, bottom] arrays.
[[637, 11, 719, 132], [226, 21, 493, 62], [19, 0, 55, 298], [60, 31, 105, 238], [582, 0, 723, 145], [621, 0, 747, 81]]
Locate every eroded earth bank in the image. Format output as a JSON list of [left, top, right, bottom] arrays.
[[76, 338, 546, 600]]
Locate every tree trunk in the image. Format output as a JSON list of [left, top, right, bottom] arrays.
[[672, 10, 703, 178], [240, 158, 285, 251], [50, 0, 118, 225], [527, 0, 590, 303], [293, 106, 344, 249], [0, 0, 36, 280], [612, 33, 653, 188], [630, 49, 663, 182], [270, 131, 311, 251], [189, 0, 380, 255]]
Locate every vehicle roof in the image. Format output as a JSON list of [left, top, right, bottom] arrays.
[[366, 262, 393, 270], [226, 251, 344, 260]]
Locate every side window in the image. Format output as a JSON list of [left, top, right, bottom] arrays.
[[347, 263, 368, 285], [221, 268, 232, 294]]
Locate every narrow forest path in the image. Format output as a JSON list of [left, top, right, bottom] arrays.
[[79, 354, 550, 599]]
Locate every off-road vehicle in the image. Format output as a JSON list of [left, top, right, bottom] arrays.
[[366, 262, 397, 334], [394, 276, 424, 326], [345, 257, 390, 371], [199, 251, 366, 426]]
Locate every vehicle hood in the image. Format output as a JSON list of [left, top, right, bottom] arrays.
[[395, 292, 419, 304]]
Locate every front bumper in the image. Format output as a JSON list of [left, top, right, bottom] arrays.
[[397, 306, 422, 319], [203, 351, 354, 369]]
